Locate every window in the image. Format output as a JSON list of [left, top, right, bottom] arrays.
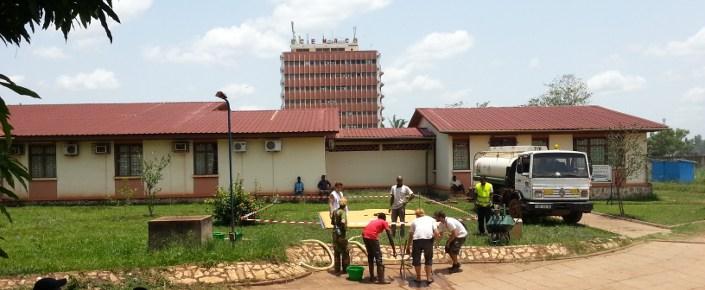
[[194, 143, 218, 175], [532, 137, 549, 147], [116, 144, 142, 176], [453, 140, 470, 170], [574, 137, 607, 165], [532, 153, 589, 178], [489, 136, 517, 147], [29, 144, 56, 178]]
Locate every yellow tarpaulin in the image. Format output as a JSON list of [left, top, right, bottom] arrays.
[[319, 208, 418, 229]]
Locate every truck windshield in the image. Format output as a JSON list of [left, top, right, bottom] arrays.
[[532, 153, 589, 178]]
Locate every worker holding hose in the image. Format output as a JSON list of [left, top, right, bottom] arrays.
[[362, 212, 397, 284], [331, 197, 350, 274]]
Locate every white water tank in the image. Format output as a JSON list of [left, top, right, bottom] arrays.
[[474, 152, 518, 180]]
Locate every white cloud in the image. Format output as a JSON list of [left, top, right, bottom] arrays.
[[587, 70, 646, 94], [646, 26, 705, 56], [220, 83, 256, 98], [385, 75, 443, 94], [56, 69, 120, 90], [114, 0, 153, 21], [683, 87, 705, 104], [32, 47, 67, 59], [528, 57, 541, 69], [69, 0, 153, 49], [144, 0, 391, 64], [406, 30, 474, 61]]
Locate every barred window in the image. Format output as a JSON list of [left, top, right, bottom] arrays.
[[574, 137, 607, 165], [532, 137, 549, 147], [489, 136, 517, 147], [333, 144, 379, 152], [115, 144, 142, 176], [382, 144, 430, 151], [29, 144, 56, 178], [194, 143, 218, 175], [453, 140, 470, 170]]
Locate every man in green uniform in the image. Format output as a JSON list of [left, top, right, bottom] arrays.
[[332, 197, 350, 274], [474, 176, 493, 235]]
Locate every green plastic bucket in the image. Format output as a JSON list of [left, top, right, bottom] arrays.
[[212, 232, 225, 240], [346, 265, 364, 281]]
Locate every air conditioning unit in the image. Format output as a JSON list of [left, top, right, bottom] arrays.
[[173, 142, 189, 153], [233, 141, 247, 152], [264, 140, 282, 152], [64, 143, 79, 156], [9, 144, 24, 155], [94, 143, 110, 154]]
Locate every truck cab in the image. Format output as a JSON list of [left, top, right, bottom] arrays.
[[475, 146, 593, 224]]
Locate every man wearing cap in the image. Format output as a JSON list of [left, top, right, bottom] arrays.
[[331, 197, 350, 274], [33, 277, 67, 290], [362, 212, 397, 284], [389, 176, 414, 238], [433, 210, 468, 273], [474, 176, 493, 235], [405, 208, 439, 285]]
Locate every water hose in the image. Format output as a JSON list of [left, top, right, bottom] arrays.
[[298, 239, 334, 271]]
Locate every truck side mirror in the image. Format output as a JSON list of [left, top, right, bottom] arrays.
[[521, 172, 529, 176]]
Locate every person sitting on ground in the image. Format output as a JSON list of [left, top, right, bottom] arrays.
[[405, 208, 439, 285], [389, 176, 415, 238], [331, 197, 350, 274], [318, 175, 332, 197], [450, 175, 465, 195], [433, 210, 468, 273], [362, 212, 397, 284], [294, 176, 304, 201], [329, 182, 348, 217], [33, 277, 67, 290]]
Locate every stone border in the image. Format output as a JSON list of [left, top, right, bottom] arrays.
[[0, 237, 631, 289]]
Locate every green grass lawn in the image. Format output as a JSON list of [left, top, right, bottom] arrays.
[[0, 192, 613, 276], [593, 176, 705, 225]]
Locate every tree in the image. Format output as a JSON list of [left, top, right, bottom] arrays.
[[528, 74, 592, 106], [142, 155, 171, 217], [693, 135, 705, 155], [445, 100, 490, 108], [647, 128, 694, 158], [607, 129, 647, 216], [0, 1, 119, 258], [475, 101, 490, 108], [388, 114, 407, 128]]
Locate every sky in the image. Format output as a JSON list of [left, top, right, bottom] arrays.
[[2, 0, 705, 136]]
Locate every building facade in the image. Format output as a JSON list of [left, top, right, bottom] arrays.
[[281, 35, 383, 128]]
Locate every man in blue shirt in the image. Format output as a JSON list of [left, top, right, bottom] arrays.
[[294, 176, 304, 202]]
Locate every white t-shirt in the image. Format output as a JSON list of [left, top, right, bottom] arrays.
[[390, 185, 414, 209], [410, 215, 437, 240], [439, 217, 468, 238], [329, 190, 346, 214]]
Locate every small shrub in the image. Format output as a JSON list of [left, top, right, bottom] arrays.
[[206, 181, 262, 226]]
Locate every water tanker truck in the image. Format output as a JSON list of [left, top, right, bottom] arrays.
[[474, 146, 593, 224]]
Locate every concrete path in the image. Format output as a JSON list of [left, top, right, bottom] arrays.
[[579, 213, 670, 238], [264, 236, 705, 290]]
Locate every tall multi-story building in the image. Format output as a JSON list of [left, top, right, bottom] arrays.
[[281, 33, 383, 128]]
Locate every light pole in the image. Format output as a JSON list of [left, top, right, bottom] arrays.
[[215, 91, 235, 244]]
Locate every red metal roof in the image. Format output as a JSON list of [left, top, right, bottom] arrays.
[[336, 128, 434, 139], [8, 102, 339, 137], [408, 106, 667, 133]]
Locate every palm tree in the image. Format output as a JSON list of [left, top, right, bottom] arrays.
[[388, 114, 408, 128]]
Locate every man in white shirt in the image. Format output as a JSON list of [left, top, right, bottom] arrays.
[[329, 182, 346, 217], [405, 208, 439, 285], [433, 211, 468, 273], [389, 176, 414, 238]]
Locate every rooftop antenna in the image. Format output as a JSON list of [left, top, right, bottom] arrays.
[[290, 21, 296, 42], [353, 26, 357, 39]]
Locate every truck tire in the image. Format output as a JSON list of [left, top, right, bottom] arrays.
[[508, 198, 522, 218], [562, 212, 583, 224]]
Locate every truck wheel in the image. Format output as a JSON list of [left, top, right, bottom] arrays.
[[508, 198, 522, 218], [562, 212, 583, 224]]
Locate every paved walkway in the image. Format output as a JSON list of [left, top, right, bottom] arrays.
[[265, 236, 705, 290], [579, 213, 670, 238]]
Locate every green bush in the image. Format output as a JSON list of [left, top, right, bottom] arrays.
[[206, 181, 262, 226]]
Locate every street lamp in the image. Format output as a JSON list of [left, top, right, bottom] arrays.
[[215, 91, 236, 244]]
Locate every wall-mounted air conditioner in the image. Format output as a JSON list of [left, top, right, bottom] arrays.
[[94, 143, 110, 154], [173, 142, 189, 153], [64, 143, 79, 156], [265, 140, 282, 152], [233, 141, 247, 152]]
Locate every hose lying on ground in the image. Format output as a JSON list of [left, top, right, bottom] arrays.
[[298, 239, 334, 271]]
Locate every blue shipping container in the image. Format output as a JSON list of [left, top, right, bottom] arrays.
[[651, 159, 697, 183]]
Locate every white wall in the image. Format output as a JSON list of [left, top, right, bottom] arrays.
[[56, 141, 115, 198], [8, 149, 29, 199], [143, 140, 194, 195], [549, 134, 573, 150], [326, 147, 429, 187], [218, 137, 326, 194]]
